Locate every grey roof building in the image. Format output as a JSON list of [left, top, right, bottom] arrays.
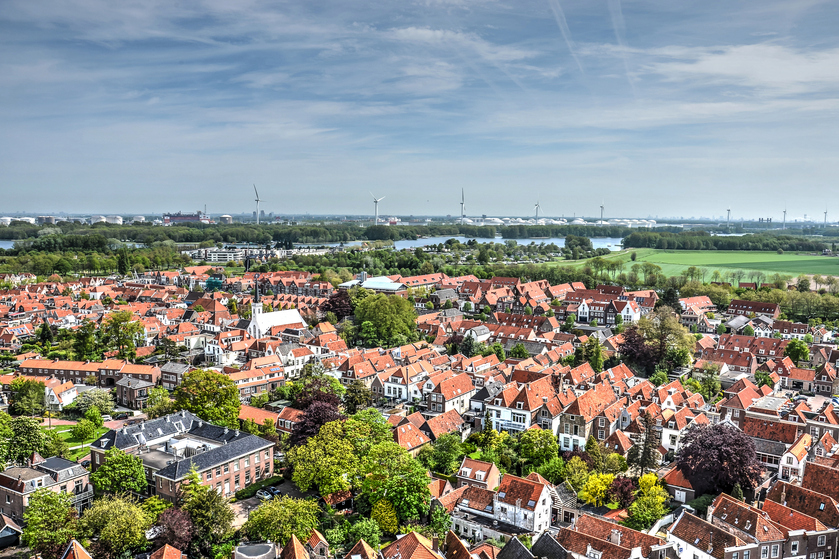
[[90, 410, 275, 502]]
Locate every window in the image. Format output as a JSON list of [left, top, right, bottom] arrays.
[[791, 542, 798, 555], [564, 424, 570, 434], [598, 418, 605, 427], [733, 409, 740, 418], [761, 546, 768, 559], [743, 552, 749, 559], [245, 457, 250, 467], [787, 456, 794, 465], [819, 536, 826, 547], [255, 453, 260, 464], [234, 461, 239, 472], [223, 464, 229, 474], [771, 545, 779, 558]]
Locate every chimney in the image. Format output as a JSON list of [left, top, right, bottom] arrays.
[[432, 537, 439, 552], [610, 529, 621, 546]]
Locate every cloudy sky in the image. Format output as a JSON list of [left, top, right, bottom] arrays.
[[1, 0, 838, 219]]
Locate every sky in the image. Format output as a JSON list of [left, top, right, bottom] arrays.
[[1, 0, 838, 219]]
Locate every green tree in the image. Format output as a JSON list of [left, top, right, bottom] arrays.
[[147, 386, 170, 408], [785, 338, 810, 366], [100, 310, 145, 361], [579, 473, 615, 507], [9, 377, 46, 416], [244, 496, 320, 546], [140, 495, 172, 523], [418, 433, 463, 475], [490, 342, 506, 362], [84, 407, 103, 428], [519, 428, 559, 468], [649, 370, 668, 386], [716, 323, 727, 335], [565, 456, 589, 492], [80, 495, 152, 557], [117, 247, 131, 276], [755, 370, 775, 389], [365, 458, 431, 523], [74, 388, 115, 416], [347, 517, 383, 549], [9, 416, 47, 463], [38, 323, 54, 347], [43, 429, 70, 459], [586, 435, 604, 473], [626, 412, 660, 475], [697, 363, 721, 402], [371, 499, 399, 534], [429, 506, 452, 539], [354, 293, 418, 347], [510, 343, 529, 359], [344, 379, 374, 414], [182, 474, 234, 556], [584, 336, 605, 373], [536, 456, 566, 484], [603, 453, 629, 475], [23, 489, 79, 559], [174, 369, 241, 428], [71, 419, 96, 442], [623, 473, 669, 531], [90, 447, 147, 494], [288, 421, 358, 495], [743, 325, 755, 336]]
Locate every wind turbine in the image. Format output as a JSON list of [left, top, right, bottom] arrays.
[[600, 202, 605, 226], [726, 208, 731, 230], [534, 201, 541, 220], [782, 208, 787, 230], [825, 209, 829, 229], [254, 184, 262, 225], [371, 192, 385, 225], [460, 189, 466, 225]]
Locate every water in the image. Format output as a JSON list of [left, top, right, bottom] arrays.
[[0, 240, 15, 249]]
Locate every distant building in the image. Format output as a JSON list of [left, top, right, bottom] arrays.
[[219, 215, 233, 224], [163, 211, 210, 225]]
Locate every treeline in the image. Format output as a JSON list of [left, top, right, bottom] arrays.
[[502, 224, 637, 239], [623, 231, 826, 251], [0, 244, 190, 277]]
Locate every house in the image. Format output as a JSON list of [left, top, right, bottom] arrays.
[[0, 455, 92, 524], [706, 493, 787, 559], [779, 433, 811, 482], [426, 373, 475, 416], [494, 474, 552, 533], [727, 300, 780, 319], [0, 515, 22, 549], [661, 466, 695, 504], [381, 532, 443, 559], [160, 362, 191, 391], [667, 509, 743, 559], [456, 458, 501, 491], [90, 410, 275, 501], [115, 377, 154, 409]]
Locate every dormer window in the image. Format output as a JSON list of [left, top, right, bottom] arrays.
[[516, 402, 523, 409]]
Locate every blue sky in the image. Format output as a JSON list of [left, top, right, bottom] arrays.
[[1, 0, 838, 218]]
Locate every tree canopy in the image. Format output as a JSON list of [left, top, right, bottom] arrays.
[[676, 423, 763, 495], [174, 369, 241, 428]]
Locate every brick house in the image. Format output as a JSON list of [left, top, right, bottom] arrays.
[[0, 455, 92, 524]]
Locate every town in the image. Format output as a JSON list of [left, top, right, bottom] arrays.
[[1, 252, 838, 559]]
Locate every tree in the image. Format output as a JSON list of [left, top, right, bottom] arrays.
[[344, 379, 373, 414], [519, 428, 559, 468], [716, 323, 727, 335], [371, 499, 399, 534], [418, 433, 463, 475], [696, 362, 721, 402], [579, 473, 614, 507], [288, 420, 357, 495], [85, 407, 104, 428], [289, 401, 345, 447], [9, 377, 46, 416], [72, 419, 96, 442], [43, 429, 70, 459], [490, 342, 506, 362], [510, 343, 529, 359], [9, 416, 47, 463], [603, 453, 628, 475], [73, 320, 99, 360], [536, 456, 566, 484], [73, 388, 115, 416], [731, 482, 744, 501], [649, 370, 668, 386], [365, 458, 431, 523], [626, 412, 660, 475], [322, 290, 354, 321], [609, 476, 636, 509], [90, 447, 147, 494], [630, 309, 695, 373], [117, 247, 131, 276], [347, 517, 383, 549], [623, 473, 669, 531], [38, 322, 54, 347], [174, 369, 241, 429], [354, 293, 417, 347], [583, 336, 605, 373], [147, 386, 171, 408], [743, 325, 755, 336], [244, 496, 320, 546], [585, 435, 604, 473], [80, 495, 152, 558], [182, 476, 234, 557], [101, 310, 144, 361], [676, 423, 762, 495], [565, 456, 589, 492], [784, 338, 810, 366], [23, 489, 79, 559], [755, 370, 775, 389], [295, 374, 344, 410], [140, 495, 171, 524], [156, 508, 194, 551]]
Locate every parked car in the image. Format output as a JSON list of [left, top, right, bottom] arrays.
[[81, 460, 91, 468], [267, 486, 283, 498], [115, 413, 129, 420], [101, 415, 113, 422], [256, 489, 273, 501]]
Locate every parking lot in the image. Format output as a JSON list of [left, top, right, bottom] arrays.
[[230, 478, 318, 528]]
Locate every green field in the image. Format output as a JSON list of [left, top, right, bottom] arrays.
[[552, 249, 839, 278], [43, 425, 109, 461]]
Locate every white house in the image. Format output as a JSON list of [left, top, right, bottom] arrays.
[[246, 304, 307, 339]]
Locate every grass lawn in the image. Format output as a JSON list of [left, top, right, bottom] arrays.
[[550, 248, 839, 278], [43, 425, 110, 461]]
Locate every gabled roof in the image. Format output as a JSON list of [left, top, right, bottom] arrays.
[[280, 535, 309, 559], [60, 540, 93, 559], [762, 499, 827, 532], [668, 510, 743, 559], [767, 480, 839, 527], [381, 531, 443, 559], [150, 544, 184, 559], [345, 539, 378, 559]]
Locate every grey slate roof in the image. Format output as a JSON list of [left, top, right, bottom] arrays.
[[752, 437, 787, 457], [92, 410, 274, 481], [496, 537, 534, 559], [160, 362, 190, 374], [530, 534, 568, 559], [116, 377, 155, 389]]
